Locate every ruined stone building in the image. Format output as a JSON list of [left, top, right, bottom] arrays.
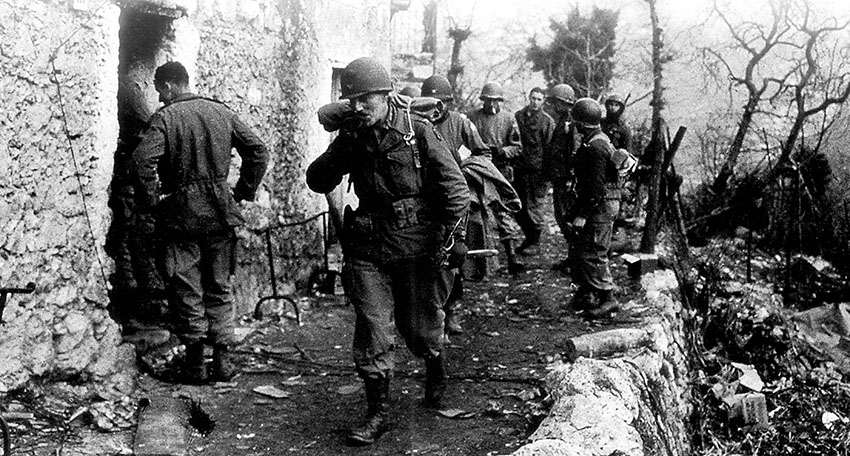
[[0, 0, 403, 391]]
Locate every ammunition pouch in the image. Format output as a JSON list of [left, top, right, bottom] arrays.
[[390, 197, 425, 229]]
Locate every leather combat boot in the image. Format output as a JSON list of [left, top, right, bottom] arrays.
[[181, 342, 208, 385], [347, 376, 391, 446], [424, 353, 447, 409], [585, 289, 620, 319], [573, 287, 597, 312], [211, 344, 238, 382], [517, 228, 541, 255], [502, 240, 525, 275]]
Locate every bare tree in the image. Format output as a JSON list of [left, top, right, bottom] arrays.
[[639, 0, 666, 253], [774, 3, 850, 167], [447, 26, 472, 102], [704, 0, 795, 194], [703, 0, 850, 192]]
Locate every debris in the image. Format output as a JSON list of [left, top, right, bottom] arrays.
[[252, 385, 291, 399], [336, 384, 361, 395], [731, 362, 765, 392], [821, 411, 845, 429], [436, 408, 475, 419], [88, 396, 137, 431], [280, 375, 307, 386], [740, 392, 768, 428], [563, 327, 658, 362]]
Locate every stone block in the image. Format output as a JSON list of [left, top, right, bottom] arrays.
[[622, 253, 659, 278], [134, 395, 188, 456]]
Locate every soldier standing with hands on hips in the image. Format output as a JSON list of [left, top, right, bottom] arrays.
[[132, 61, 269, 384], [306, 57, 469, 446]]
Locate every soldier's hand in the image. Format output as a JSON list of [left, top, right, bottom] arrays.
[[447, 241, 468, 269]]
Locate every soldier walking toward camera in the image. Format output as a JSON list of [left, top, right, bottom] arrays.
[[569, 98, 621, 318], [132, 61, 269, 384], [306, 58, 468, 446], [514, 87, 554, 255], [468, 81, 525, 275], [542, 84, 579, 271]]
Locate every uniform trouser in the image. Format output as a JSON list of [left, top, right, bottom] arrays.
[[513, 168, 549, 236], [494, 204, 522, 243], [570, 199, 620, 292], [552, 181, 575, 243], [163, 230, 237, 346], [105, 183, 167, 324], [440, 268, 461, 313], [344, 255, 447, 379]]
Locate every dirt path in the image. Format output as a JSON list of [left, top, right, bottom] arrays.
[[7, 196, 638, 456], [133, 204, 638, 456]]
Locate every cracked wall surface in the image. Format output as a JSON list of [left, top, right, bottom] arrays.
[[1, 0, 390, 390]]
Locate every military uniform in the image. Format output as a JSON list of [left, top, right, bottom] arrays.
[[601, 116, 632, 152], [514, 105, 554, 247], [543, 111, 580, 244], [306, 100, 468, 379], [467, 108, 523, 248], [570, 128, 621, 306], [133, 93, 269, 348], [431, 108, 489, 335]]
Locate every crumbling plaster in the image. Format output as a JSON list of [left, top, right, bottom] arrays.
[[1, 0, 391, 390]]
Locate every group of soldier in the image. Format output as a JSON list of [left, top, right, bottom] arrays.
[[309, 57, 635, 445], [111, 55, 634, 447]]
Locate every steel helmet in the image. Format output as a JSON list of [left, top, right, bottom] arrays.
[[479, 82, 504, 100], [399, 85, 421, 97], [548, 84, 576, 104], [340, 57, 393, 100], [571, 98, 603, 127], [605, 93, 625, 107], [421, 75, 453, 101]]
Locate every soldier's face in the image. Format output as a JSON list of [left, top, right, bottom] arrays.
[[155, 80, 177, 104], [351, 92, 389, 127], [483, 98, 501, 114], [606, 101, 622, 116], [529, 92, 545, 111]]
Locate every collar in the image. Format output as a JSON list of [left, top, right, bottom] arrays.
[[165, 92, 200, 106]]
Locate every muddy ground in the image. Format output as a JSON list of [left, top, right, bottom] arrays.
[[7, 199, 642, 456]]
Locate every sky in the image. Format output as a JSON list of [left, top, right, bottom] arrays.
[[442, 0, 849, 33]]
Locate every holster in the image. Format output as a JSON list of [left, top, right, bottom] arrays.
[[341, 204, 355, 255]]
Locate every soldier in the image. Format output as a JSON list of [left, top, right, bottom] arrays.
[[514, 87, 554, 255], [306, 58, 468, 446], [542, 84, 578, 272], [602, 93, 636, 224], [569, 98, 621, 318], [467, 81, 525, 275], [132, 61, 269, 383], [420, 74, 490, 336], [600, 93, 632, 152]]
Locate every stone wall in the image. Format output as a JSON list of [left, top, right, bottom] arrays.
[[0, 0, 134, 393], [0, 0, 391, 390], [511, 270, 692, 456]]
